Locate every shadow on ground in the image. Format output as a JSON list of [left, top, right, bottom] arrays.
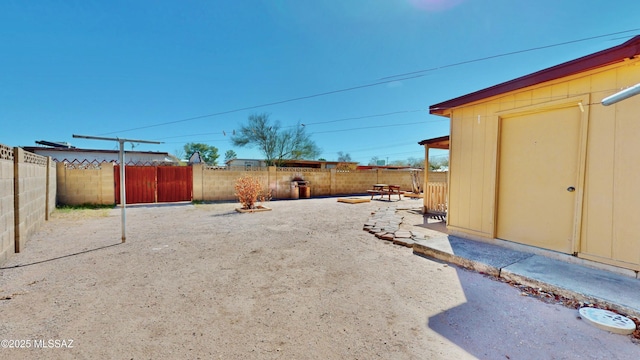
[[0, 243, 122, 270], [426, 265, 639, 359]]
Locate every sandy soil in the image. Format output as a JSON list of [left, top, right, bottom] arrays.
[[0, 197, 638, 359]]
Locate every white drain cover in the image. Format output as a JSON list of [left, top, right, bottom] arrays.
[[579, 307, 637, 335]]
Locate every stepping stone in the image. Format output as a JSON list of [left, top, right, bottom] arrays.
[[393, 238, 415, 247], [380, 233, 395, 241], [394, 231, 412, 239], [338, 198, 370, 204]]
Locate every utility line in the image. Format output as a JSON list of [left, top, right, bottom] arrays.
[[143, 109, 431, 143], [309, 121, 429, 135], [379, 29, 640, 80], [297, 109, 427, 127], [99, 28, 640, 136], [159, 119, 446, 144], [323, 140, 421, 154], [98, 74, 425, 135]]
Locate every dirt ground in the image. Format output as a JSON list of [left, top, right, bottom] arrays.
[[0, 197, 638, 359]]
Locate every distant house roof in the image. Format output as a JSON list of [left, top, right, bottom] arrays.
[[188, 151, 203, 164], [35, 140, 75, 148], [226, 158, 357, 168], [23, 146, 170, 156], [430, 35, 640, 115], [23, 146, 174, 164], [356, 165, 414, 170]]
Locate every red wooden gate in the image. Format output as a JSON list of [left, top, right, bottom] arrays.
[[114, 166, 192, 204]]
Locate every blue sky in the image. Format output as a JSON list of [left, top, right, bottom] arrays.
[[2, 0, 640, 165]]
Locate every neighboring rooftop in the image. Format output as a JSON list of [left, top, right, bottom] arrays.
[[35, 140, 76, 148]]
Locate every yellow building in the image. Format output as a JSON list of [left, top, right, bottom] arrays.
[[428, 36, 640, 271]]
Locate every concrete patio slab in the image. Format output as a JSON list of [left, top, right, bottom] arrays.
[[413, 235, 534, 276], [501, 255, 640, 318]]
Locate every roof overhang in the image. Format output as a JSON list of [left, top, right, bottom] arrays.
[[430, 35, 640, 116], [418, 135, 449, 149]]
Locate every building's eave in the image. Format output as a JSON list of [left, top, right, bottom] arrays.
[[430, 35, 640, 115]]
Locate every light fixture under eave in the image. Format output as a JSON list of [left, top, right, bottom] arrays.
[[601, 83, 640, 106]]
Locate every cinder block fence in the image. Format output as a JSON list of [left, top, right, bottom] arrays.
[[0, 144, 56, 264], [191, 165, 442, 201], [0, 144, 447, 266], [56, 163, 446, 204]]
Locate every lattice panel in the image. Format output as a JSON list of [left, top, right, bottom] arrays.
[[24, 151, 47, 166], [215, 166, 266, 172], [63, 159, 104, 170], [0, 144, 13, 161], [276, 167, 329, 173], [125, 161, 176, 166]]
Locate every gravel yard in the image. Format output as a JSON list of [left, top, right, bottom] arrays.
[[0, 197, 637, 359]]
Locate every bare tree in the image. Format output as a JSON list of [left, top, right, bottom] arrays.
[[407, 157, 425, 168], [337, 151, 352, 162], [231, 113, 320, 166]]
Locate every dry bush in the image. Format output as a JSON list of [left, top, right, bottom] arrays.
[[235, 175, 269, 209]]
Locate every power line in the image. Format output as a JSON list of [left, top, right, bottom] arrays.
[[161, 139, 230, 144], [154, 132, 225, 140], [323, 140, 420, 154], [297, 109, 427, 127], [99, 28, 640, 136], [310, 121, 433, 135], [98, 74, 426, 135], [379, 29, 640, 80], [149, 86, 611, 143], [135, 108, 429, 142]]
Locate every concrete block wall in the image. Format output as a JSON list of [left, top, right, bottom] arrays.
[[0, 145, 15, 264], [195, 166, 270, 201], [335, 170, 378, 194], [334, 169, 428, 195], [0, 146, 56, 261], [273, 168, 333, 198], [300, 170, 332, 197], [378, 170, 415, 190], [48, 159, 57, 216], [426, 171, 447, 183], [57, 162, 115, 205], [192, 166, 442, 201]]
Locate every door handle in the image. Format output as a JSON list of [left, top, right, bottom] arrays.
[[567, 186, 575, 192]]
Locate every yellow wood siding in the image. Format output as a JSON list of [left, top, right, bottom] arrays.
[[446, 57, 640, 270], [448, 105, 498, 237]]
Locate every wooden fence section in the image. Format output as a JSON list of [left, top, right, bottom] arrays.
[[425, 182, 448, 212]]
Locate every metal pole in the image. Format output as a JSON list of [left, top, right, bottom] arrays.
[[602, 83, 640, 105], [72, 134, 161, 244], [119, 140, 126, 243]]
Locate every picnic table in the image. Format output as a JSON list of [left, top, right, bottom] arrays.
[[367, 184, 403, 201]]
